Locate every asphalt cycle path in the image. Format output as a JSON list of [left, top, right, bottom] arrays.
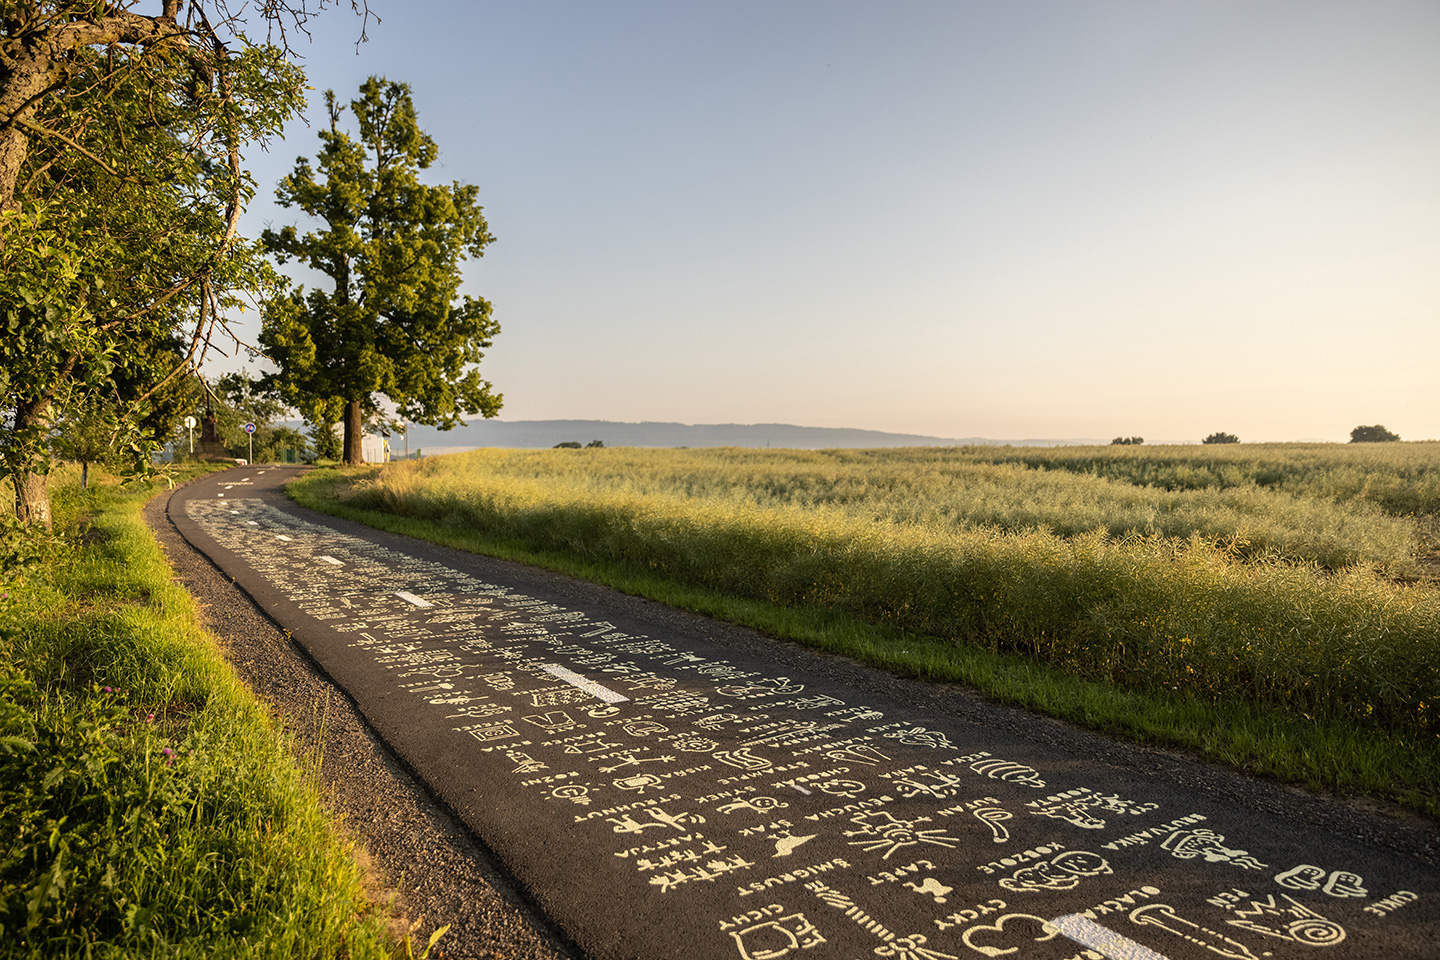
[[168, 466, 1439, 960]]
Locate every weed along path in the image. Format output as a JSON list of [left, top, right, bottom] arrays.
[[164, 467, 1439, 960]]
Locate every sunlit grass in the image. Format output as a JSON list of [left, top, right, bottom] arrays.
[[1, 466, 395, 958], [370, 444, 1430, 573]]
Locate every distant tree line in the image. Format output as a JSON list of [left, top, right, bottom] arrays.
[[1350, 424, 1400, 443]]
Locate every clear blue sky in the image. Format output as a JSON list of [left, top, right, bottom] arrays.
[[227, 1, 1439, 443]]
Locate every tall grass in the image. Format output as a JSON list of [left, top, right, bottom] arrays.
[[377, 446, 1426, 573], [1, 466, 394, 958], [947, 441, 1440, 518], [324, 447, 1440, 740]]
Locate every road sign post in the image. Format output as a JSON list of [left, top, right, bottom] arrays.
[[244, 421, 255, 463]]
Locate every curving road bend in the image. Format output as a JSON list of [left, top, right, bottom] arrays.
[[153, 466, 1439, 960]]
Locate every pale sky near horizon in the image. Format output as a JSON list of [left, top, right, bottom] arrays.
[[222, 1, 1439, 444]]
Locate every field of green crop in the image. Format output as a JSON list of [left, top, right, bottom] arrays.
[[310, 444, 1439, 767], [368, 443, 1437, 573]]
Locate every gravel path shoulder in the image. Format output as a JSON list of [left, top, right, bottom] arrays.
[[144, 482, 579, 960]]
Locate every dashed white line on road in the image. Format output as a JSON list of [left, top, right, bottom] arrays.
[[1050, 915, 1170, 960], [542, 664, 629, 703], [395, 590, 434, 608]]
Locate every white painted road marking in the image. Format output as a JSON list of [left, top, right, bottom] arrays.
[[395, 590, 434, 608], [541, 664, 629, 703], [275, 534, 292, 541], [1050, 915, 1171, 960], [319, 556, 343, 566]]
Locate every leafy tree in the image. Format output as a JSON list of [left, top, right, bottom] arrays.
[[308, 411, 344, 462], [0, 3, 328, 527], [166, 371, 313, 463], [586, 439, 606, 448], [51, 406, 117, 490], [213, 369, 285, 431], [1110, 436, 1144, 446], [1350, 424, 1400, 443], [1202, 432, 1240, 445], [554, 441, 582, 449], [260, 77, 502, 466], [207, 370, 292, 461], [261, 424, 313, 463]]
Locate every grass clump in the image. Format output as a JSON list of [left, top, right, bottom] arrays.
[[289, 446, 1440, 814], [0, 465, 395, 958]]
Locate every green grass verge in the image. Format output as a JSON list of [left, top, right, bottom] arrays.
[[289, 467, 1440, 819], [1, 465, 397, 958]]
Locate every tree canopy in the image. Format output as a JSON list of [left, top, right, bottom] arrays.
[[0, 2, 346, 527], [260, 77, 502, 465], [1202, 432, 1240, 445], [1350, 424, 1400, 443]]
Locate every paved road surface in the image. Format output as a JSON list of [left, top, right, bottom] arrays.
[[166, 467, 1439, 960]]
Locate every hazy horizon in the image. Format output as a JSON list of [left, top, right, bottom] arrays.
[[217, 2, 1437, 445], [395, 415, 1422, 449]]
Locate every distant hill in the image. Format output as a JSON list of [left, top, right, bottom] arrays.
[[393, 419, 1108, 454]]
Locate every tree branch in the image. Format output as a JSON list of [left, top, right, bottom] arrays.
[[11, 114, 150, 184]]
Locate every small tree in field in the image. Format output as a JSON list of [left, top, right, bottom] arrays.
[[261, 77, 502, 465], [1110, 436, 1144, 446], [1350, 424, 1400, 443], [1203, 432, 1240, 445]]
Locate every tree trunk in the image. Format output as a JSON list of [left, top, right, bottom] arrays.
[[10, 470, 51, 530], [6, 392, 56, 529], [343, 398, 365, 465]]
